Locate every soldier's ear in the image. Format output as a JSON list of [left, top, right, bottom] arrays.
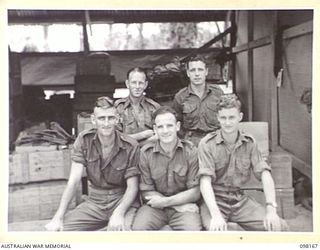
[[91, 114, 96, 126], [176, 121, 181, 132], [239, 112, 243, 122], [153, 125, 157, 135], [125, 79, 129, 89]]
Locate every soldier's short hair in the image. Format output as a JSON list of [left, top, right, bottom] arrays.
[[94, 96, 115, 110], [152, 106, 178, 124], [185, 54, 207, 69], [218, 94, 242, 112], [126, 67, 147, 80]]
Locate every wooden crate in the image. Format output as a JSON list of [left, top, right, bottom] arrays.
[[9, 147, 72, 184], [244, 188, 295, 219], [269, 151, 293, 188], [8, 180, 79, 223]]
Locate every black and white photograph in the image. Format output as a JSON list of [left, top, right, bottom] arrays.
[[3, 7, 317, 246]]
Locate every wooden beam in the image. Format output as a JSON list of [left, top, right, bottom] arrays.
[[283, 20, 313, 40], [270, 11, 280, 151], [247, 11, 253, 121], [181, 26, 234, 62], [232, 36, 271, 54], [232, 20, 313, 54]]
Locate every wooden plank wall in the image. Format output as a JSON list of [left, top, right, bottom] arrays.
[[279, 32, 312, 165], [233, 10, 313, 177], [234, 11, 250, 121]]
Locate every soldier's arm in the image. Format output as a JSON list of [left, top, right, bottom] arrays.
[[127, 129, 155, 141], [108, 175, 139, 231], [261, 170, 282, 231], [200, 175, 227, 231], [45, 162, 84, 231]]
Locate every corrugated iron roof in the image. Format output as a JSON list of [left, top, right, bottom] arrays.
[[8, 10, 228, 24]]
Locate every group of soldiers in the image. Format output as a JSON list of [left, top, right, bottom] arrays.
[[45, 54, 288, 231]]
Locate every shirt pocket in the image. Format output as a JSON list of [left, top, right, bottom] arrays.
[[86, 154, 100, 168], [182, 102, 198, 127], [214, 157, 228, 171], [173, 164, 188, 190], [105, 162, 127, 186], [86, 156, 101, 184], [150, 166, 166, 189], [235, 156, 251, 179], [203, 100, 219, 126], [122, 115, 136, 133]]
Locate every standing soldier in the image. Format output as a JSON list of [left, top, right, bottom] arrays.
[[173, 54, 223, 146], [115, 67, 160, 145], [45, 97, 140, 231]]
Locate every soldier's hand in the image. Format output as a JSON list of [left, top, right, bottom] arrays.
[[209, 215, 227, 231], [107, 211, 125, 231], [45, 218, 63, 231], [145, 195, 168, 208], [264, 207, 281, 231]]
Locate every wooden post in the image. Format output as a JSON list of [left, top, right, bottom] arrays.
[[270, 11, 279, 151], [82, 11, 90, 54], [247, 11, 253, 121]]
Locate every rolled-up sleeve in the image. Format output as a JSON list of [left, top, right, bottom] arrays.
[[71, 134, 86, 165], [172, 95, 183, 123], [251, 142, 271, 180], [198, 139, 217, 181], [186, 146, 200, 188], [138, 150, 155, 191], [124, 144, 140, 179]]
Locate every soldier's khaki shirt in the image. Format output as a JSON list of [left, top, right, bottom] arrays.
[[198, 129, 271, 188]]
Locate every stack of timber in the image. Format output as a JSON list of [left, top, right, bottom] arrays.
[[8, 124, 81, 224], [73, 52, 120, 134], [239, 122, 295, 219]]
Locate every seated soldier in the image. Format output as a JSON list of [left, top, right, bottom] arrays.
[[132, 106, 202, 231], [115, 67, 160, 145], [198, 94, 289, 231], [45, 96, 140, 231]]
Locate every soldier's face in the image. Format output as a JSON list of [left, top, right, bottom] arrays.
[[186, 60, 208, 86], [153, 113, 180, 145], [92, 107, 119, 137], [126, 71, 148, 98], [217, 107, 243, 135]]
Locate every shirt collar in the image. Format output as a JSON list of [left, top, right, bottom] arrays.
[[187, 83, 210, 96], [93, 129, 125, 149], [216, 129, 249, 145], [153, 138, 183, 154], [123, 96, 146, 109]]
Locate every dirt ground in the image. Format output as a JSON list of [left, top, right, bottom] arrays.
[[8, 204, 312, 232]]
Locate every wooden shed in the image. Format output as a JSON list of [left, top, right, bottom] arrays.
[[6, 9, 314, 231]]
